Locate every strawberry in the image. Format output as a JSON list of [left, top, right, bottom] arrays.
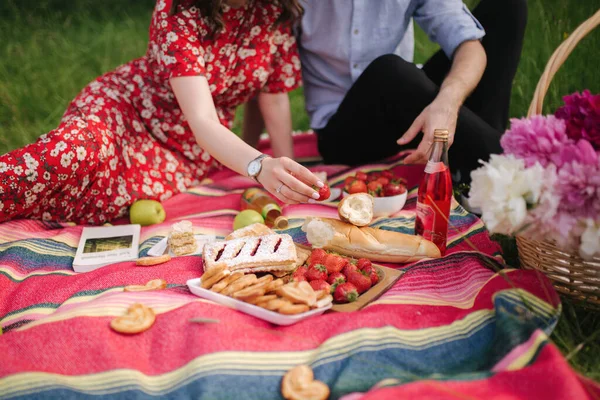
[[367, 181, 383, 197], [383, 182, 407, 197], [367, 171, 381, 182], [347, 270, 372, 294], [347, 180, 367, 194], [355, 172, 368, 181], [308, 248, 328, 266], [359, 264, 379, 285], [309, 279, 331, 293], [356, 258, 372, 271], [333, 282, 359, 303], [291, 266, 308, 282], [327, 272, 346, 286], [381, 170, 394, 179], [315, 184, 331, 201], [344, 176, 356, 186], [324, 254, 347, 274], [306, 264, 328, 281], [367, 268, 379, 286], [342, 263, 358, 277], [376, 176, 390, 186]]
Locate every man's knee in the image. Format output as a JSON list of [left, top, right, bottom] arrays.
[[363, 54, 436, 95]]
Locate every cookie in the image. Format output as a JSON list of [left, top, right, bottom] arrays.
[[210, 271, 244, 293], [201, 269, 230, 289], [110, 303, 156, 334], [279, 303, 310, 315], [247, 294, 278, 305], [260, 298, 290, 311], [233, 283, 267, 301], [281, 365, 330, 400], [221, 274, 257, 296], [124, 279, 167, 292], [264, 278, 284, 294], [136, 254, 171, 266], [277, 281, 317, 307]]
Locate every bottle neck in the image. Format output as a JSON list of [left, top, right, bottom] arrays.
[[428, 139, 449, 166]]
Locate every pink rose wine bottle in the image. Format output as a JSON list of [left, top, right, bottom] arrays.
[[414, 129, 453, 255]]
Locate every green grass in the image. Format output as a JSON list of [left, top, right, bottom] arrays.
[[1, 0, 599, 382]]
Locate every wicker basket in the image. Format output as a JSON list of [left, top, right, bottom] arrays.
[[516, 9, 600, 308]]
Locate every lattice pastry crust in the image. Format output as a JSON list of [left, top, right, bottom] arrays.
[[203, 234, 297, 273]]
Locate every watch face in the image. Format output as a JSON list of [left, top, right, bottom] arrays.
[[248, 160, 261, 176]]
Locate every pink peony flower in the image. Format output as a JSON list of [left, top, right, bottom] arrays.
[[555, 90, 600, 150], [554, 159, 600, 220], [500, 116, 570, 168]]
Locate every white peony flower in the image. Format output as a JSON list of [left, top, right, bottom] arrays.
[[469, 154, 546, 235], [580, 219, 600, 259]]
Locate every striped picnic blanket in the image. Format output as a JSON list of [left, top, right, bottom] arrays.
[[0, 133, 598, 399]]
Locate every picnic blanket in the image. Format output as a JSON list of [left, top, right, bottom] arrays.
[[1, 133, 598, 399]]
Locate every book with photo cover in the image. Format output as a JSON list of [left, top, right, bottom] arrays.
[[73, 225, 141, 273]]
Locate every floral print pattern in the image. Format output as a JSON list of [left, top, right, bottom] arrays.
[[0, 0, 301, 225]]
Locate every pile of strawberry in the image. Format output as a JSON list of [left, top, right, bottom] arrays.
[[292, 249, 380, 303], [343, 169, 407, 198]]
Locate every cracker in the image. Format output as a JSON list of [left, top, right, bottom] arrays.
[[136, 254, 171, 266]]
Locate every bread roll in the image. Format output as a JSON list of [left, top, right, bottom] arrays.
[[302, 217, 440, 263], [338, 193, 374, 227]]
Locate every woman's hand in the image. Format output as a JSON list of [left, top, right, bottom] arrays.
[[257, 157, 324, 204]]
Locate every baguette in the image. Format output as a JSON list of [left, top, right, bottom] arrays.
[[302, 217, 440, 263]]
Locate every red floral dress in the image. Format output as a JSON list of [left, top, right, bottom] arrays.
[[0, 0, 301, 225]]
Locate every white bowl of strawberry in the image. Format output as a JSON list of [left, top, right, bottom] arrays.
[[342, 169, 408, 217], [293, 248, 381, 304]]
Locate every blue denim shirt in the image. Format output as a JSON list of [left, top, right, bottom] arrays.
[[298, 0, 485, 130]]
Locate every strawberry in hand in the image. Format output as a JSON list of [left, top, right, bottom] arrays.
[[314, 184, 331, 201], [333, 282, 359, 303]]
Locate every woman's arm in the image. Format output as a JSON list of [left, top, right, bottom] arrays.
[[257, 92, 294, 159], [170, 76, 322, 203], [398, 40, 487, 164]]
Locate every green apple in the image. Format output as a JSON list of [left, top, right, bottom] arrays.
[[129, 199, 166, 226], [233, 210, 264, 230]]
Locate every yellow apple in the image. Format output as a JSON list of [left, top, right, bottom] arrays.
[[233, 210, 264, 230], [129, 199, 166, 226]]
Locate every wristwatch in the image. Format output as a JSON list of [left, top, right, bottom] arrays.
[[246, 154, 269, 182]]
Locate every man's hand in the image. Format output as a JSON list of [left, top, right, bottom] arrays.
[[397, 97, 459, 164], [397, 40, 486, 165]]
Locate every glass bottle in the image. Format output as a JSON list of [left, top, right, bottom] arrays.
[[241, 188, 289, 229], [414, 129, 453, 255]]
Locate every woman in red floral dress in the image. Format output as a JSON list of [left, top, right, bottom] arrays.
[[0, 0, 323, 225]]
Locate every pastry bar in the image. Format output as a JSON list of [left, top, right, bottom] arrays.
[[168, 220, 197, 256], [203, 234, 297, 274]]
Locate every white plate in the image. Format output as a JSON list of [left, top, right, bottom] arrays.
[[147, 235, 217, 257], [186, 278, 331, 326]]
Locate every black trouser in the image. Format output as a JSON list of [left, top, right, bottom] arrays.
[[316, 0, 527, 184]]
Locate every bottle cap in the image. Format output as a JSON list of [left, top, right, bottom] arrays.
[[273, 216, 289, 229], [433, 129, 449, 141]]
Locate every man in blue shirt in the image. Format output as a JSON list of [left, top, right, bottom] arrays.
[[245, 0, 527, 185]]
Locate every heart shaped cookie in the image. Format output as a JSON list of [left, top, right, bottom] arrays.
[[281, 365, 330, 400], [110, 303, 156, 334]]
